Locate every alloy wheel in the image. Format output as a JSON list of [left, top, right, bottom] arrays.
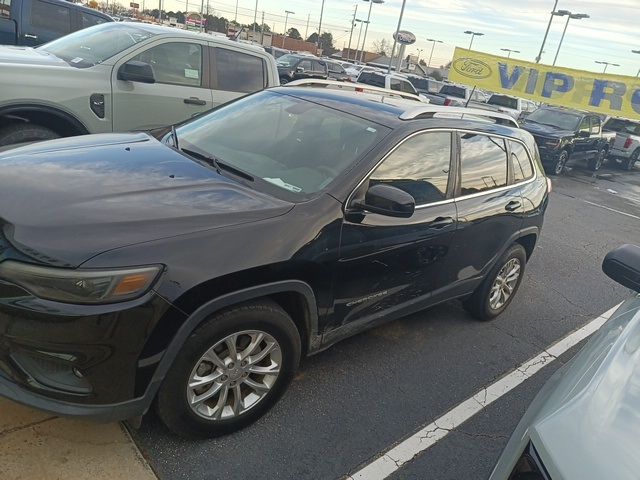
[[187, 330, 282, 421], [554, 152, 568, 175], [489, 258, 522, 310]]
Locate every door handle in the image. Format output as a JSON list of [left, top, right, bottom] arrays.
[[23, 34, 38, 39], [184, 97, 206, 106], [505, 200, 522, 212], [428, 216, 455, 229]]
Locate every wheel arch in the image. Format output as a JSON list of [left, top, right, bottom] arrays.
[[0, 104, 89, 137]]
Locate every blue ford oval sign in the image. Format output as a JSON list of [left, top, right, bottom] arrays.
[[393, 30, 416, 45]]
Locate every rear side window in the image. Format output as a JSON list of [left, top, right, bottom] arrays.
[[0, 0, 10, 19], [81, 12, 108, 29], [214, 48, 266, 93], [510, 140, 534, 182], [460, 133, 508, 195], [369, 132, 452, 204], [31, 0, 70, 35]]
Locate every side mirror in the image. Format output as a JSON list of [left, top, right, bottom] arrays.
[[354, 184, 415, 218], [577, 130, 590, 138], [603, 244, 640, 292], [118, 61, 156, 84]]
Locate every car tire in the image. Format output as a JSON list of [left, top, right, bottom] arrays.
[[463, 243, 527, 321], [0, 124, 60, 148], [547, 150, 569, 176], [622, 150, 639, 171], [279, 77, 290, 85], [156, 300, 301, 439], [588, 148, 607, 171]]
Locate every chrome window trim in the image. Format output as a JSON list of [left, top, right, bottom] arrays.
[[345, 128, 538, 213]]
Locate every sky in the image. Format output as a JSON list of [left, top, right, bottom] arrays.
[[149, 0, 640, 76]]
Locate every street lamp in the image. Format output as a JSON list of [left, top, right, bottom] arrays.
[[632, 50, 640, 77], [552, 10, 589, 66], [354, 19, 370, 62], [416, 48, 423, 64], [500, 48, 520, 59], [388, 0, 407, 73], [464, 30, 484, 50], [595, 60, 620, 74], [282, 10, 295, 48], [358, 0, 384, 63], [536, 0, 558, 63], [316, 0, 325, 51], [427, 38, 443, 67]]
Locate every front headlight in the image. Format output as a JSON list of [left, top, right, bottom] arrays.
[[543, 139, 561, 149], [0, 261, 162, 304]]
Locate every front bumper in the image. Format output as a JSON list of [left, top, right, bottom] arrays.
[[0, 279, 179, 421]]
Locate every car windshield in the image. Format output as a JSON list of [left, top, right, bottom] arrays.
[[276, 54, 300, 67], [488, 95, 518, 109], [38, 23, 156, 68], [176, 91, 390, 198], [526, 109, 581, 130], [439, 85, 466, 98]]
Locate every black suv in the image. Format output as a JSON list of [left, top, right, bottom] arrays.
[[0, 88, 549, 438], [522, 107, 611, 175], [276, 53, 328, 84]]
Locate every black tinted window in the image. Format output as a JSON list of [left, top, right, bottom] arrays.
[[215, 48, 265, 93], [460, 134, 508, 195], [81, 12, 108, 29], [0, 0, 10, 19], [440, 85, 465, 98], [370, 132, 451, 204], [390, 78, 402, 91], [328, 62, 345, 74], [31, 0, 70, 35], [313, 60, 326, 72], [298, 59, 312, 71], [400, 80, 416, 94], [510, 141, 534, 182], [358, 72, 385, 87]]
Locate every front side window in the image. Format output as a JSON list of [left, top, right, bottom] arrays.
[[176, 91, 390, 198], [578, 117, 590, 132], [400, 80, 417, 95], [369, 132, 452, 204], [0, 0, 10, 19], [313, 60, 326, 72], [298, 59, 312, 71], [130, 42, 202, 87], [460, 133, 508, 195], [510, 140, 534, 182], [214, 48, 265, 93], [390, 78, 402, 91], [31, 0, 70, 35], [590, 116, 601, 134]]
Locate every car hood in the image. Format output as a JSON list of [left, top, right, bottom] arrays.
[[522, 121, 573, 139], [0, 134, 294, 267], [0, 45, 68, 67], [529, 298, 640, 479]]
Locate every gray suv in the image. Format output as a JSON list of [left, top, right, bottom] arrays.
[[0, 23, 279, 146]]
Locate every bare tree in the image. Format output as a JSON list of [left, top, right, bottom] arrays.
[[372, 38, 392, 57]]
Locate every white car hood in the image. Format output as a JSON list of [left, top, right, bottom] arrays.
[[0, 45, 68, 67]]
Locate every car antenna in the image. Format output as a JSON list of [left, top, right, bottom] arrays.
[[465, 85, 477, 108]]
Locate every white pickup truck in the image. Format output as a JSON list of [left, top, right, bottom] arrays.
[[603, 117, 640, 171]]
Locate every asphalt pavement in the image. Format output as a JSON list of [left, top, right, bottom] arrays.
[[131, 162, 640, 480]]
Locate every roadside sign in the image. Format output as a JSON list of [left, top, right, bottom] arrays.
[[129, 2, 139, 8], [449, 47, 640, 120], [393, 30, 416, 45]]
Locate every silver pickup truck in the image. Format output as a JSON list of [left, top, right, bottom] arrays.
[[603, 117, 640, 171]]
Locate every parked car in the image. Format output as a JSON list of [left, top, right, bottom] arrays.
[[423, 84, 489, 106], [325, 60, 350, 82], [276, 53, 328, 84], [603, 117, 640, 171], [0, 0, 112, 46], [344, 63, 378, 82], [473, 94, 538, 119], [0, 22, 279, 146], [522, 107, 611, 175], [356, 71, 420, 97], [404, 74, 443, 96], [264, 45, 290, 59], [490, 244, 640, 480], [0, 86, 549, 438]]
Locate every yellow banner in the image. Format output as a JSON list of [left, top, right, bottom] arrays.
[[448, 48, 640, 120]]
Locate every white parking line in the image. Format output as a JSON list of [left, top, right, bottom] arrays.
[[348, 303, 622, 480], [581, 200, 640, 220]]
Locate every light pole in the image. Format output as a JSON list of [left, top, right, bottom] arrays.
[[464, 30, 484, 50], [427, 38, 442, 67], [632, 50, 640, 77], [252, 0, 258, 38], [595, 60, 620, 74], [282, 10, 295, 48], [358, 0, 384, 63], [354, 19, 369, 63], [346, 4, 358, 61], [500, 48, 520, 59], [552, 10, 589, 66], [415, 48, 423, 64], [316, 0, 325, 52], [536, 0, 558, 63], [388, 0, 407, 73]]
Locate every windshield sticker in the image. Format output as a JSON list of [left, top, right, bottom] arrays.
[[70, 57, 84, 63], [184, 69, 200, 79], [366, 127, 377, 133], [263, 178, 303, 193]]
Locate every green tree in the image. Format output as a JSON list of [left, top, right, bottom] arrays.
[[287, 27, 302, 40], [305, 32, 318, 44]]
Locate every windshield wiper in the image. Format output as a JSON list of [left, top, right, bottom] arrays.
[[180, 148, 254, 181], [171, 125, 179, 150]]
